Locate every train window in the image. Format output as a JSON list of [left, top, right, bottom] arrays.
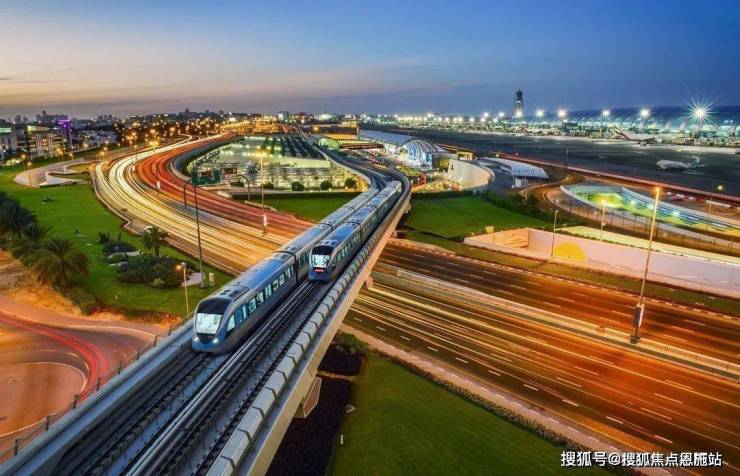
[[264, 284, 272, 298], [311, 245, 333, 268], [272, 278, 280, 290], [247, 298, 256, 314], [255, 291, 264, 307], [235, 306, 245, 324], [195, 313, 220, 335], [278, 274, 285, 286], [227, 315, 235, 332], [194, 298, 229, 335]]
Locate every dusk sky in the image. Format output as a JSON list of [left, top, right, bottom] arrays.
[[3, 0, 739, 118]]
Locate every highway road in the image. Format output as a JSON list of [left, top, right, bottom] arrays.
[[379, 242, 740, 365], [346, 282, 740, 473], [0, 305, 158, 449], [92, 137, 288, 272], [91, 134, 740, 469], [133, 141, 311, 240]]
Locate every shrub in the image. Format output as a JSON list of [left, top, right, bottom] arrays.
[[106, 252, 128, 264], [344, 177, 357, 189], [117, 254, 187, 288], [66, 286, 99, 315], [263, 182, 276, 190], [335, 332, 367, 356], [98, 231, 111, 244], [319, 180, 332, 190], [291, 181, 305, 192], [102, 240, 137, 255]]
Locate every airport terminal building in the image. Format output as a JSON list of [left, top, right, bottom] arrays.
[[358, 130, 455, 169], [364, 105, 740, 147]]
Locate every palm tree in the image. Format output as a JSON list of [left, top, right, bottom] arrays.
[[10, 223, 50, 265], [141, 226, 170, 257], [32, 237, 90, 289], [0, 200, 36, 235]]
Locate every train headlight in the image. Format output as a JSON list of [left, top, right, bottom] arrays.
[[213, 338, 219, 344], [193, 336, 200, 342]]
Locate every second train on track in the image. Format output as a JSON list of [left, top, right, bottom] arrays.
[[192, 180, 402, 353]]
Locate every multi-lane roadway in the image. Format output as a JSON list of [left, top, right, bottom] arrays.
[[379, 242, 740, 364]]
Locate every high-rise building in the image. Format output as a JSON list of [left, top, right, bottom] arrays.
[[514, 87, 524, 118]]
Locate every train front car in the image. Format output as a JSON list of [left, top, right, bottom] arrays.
[[308, 182, 402, 283], [192, 254, 298, 353], [192, 296, 235, 353]]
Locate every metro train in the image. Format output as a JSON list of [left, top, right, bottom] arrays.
[[308, 182, 402, 281], [192, 181, 401, 353]]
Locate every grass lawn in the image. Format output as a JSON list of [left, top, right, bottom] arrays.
[[0, 164, 232, 317], [264, 193, 359, 222], [405, 195, 549, 239], [406, 231, 740, 316], [330, 354, 606, 476]]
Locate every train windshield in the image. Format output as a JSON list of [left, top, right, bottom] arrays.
[[194, 298, 230, 335], [311, 245, 333, 269]]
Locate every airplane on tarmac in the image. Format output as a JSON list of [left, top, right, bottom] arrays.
[[656, 157, 701, 170], [612, 127, 659, 145]]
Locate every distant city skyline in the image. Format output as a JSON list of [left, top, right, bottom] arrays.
[[3, 0, 739, 118]]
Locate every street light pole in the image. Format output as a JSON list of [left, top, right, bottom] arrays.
[[26, 160, 33, 187], [550, 210, 559, 259], [183, 180, 206, 288], [633, 187, 661, 344], [704, 181, 722, 234], [180, 262, 190, 317], [599, 200, 607, 241], [260, 152, 267, 235]]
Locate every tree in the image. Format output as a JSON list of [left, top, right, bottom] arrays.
[[32, 237, 90, 289], [320, 180, 332, 190], [0, 200, 36, 235], [141, 226, 170, 257], [291, 181, 305, 192], [10, 223, 49, 265], [344, 177, 357, 189], [336, 332, 367, 356]]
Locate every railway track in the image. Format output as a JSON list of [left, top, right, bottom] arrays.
[[51, 343, 208, 475], [125, 280, 329, 475]]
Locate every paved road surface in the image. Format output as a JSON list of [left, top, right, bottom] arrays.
[[0, 295, 160, 443], [91, 136, 740, 467], [380, 242, 740, 365]]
